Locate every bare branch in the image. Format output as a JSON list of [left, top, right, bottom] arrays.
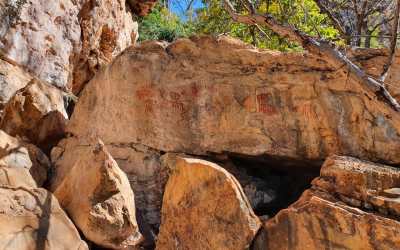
[[380, 0, 400, 82], [313, 0, 348, 39], [223, 0, 400, 111]]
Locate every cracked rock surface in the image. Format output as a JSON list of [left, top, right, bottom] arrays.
[[254, 156, 400, 250]]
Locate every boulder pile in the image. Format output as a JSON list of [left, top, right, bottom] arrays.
[[0, 1, 399, 249]]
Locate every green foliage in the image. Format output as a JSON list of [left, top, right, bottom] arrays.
[[195, 0, 341, 51], [138, 5, 196, 42], [138, 0, 341, 51]]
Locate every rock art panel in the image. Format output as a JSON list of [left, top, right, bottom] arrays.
[[68, 36, 400, 165]]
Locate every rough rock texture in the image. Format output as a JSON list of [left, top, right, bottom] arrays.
[[0, 0, 138, 93], [0, 186, 88, 250], [349, 48, 400, 102], [50, 137, 142, 249], [0, 58, 32, 113], [107, 143, 169, 244], [255, 156, 400, 250], [156, 157, 261, 250], [127, 0, 158, 16], [313, 155, 400, 215], [0, 130, 50, 188], [0, 79, 68, 151], [72, 0, 139, 94], [68, 36, 400, 165]]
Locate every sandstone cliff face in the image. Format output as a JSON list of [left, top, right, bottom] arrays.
[[255, 156, 400, 250], [68, 36, 400, 165], [2, 2, 400, 246], [0, 0, 137, 92]]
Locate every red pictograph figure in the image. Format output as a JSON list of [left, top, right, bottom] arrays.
[[296, 103, 315, 118], [191, 84, 200, 97], [169, 91, 181, 101], [135, 87, 154, 100], [256, 93, 277, 115], [143, 100, 155, 114]]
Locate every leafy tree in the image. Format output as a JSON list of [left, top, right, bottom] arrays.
[[314, 0, 396, 48], [138, 4, 196, 42], [194, 0, 340, 51]]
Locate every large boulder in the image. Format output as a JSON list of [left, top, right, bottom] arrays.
[[156, 157, 261, 250], [0, 130, 50, 188], [0, 0, 139, 93], [0, 79, 68, 151], [0, 58, 32, 114], [0, 186, 88, 250], [50, 137, 142, 249], [255, 156, 400, 250], [68, 36, 400, 165]]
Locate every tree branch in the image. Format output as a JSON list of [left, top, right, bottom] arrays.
[[380, 0, 400, 82], [313, 0, 348, 40], [223, 0, 400, 111]]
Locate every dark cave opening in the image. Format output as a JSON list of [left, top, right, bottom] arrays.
[[210, 153, 322, 218]]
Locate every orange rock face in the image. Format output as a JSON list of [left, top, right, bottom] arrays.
[[127, 0, 158, 16], [256, 156, 400, 250], [156, 157, 261, 250], [349, 48, 400, 102], [0, 79, 68, 151], [68, 36, 400, 165]]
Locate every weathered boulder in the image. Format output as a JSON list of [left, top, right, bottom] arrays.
[[0, 130, 50, 188], [255, 156, 400, 250], [68, 36, 400, 165], [0, 186, 88, 250], [0, 0, 138, 93], [127, 0, 158, 16], [0, 58, 32, 114], [156, 157, 261, 250], [312, 155, 400, 215], [50, 137, 142, 249], [0, 79, 68, 151]]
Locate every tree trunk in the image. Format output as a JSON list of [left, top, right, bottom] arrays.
[[364, 31, 372, 48]]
